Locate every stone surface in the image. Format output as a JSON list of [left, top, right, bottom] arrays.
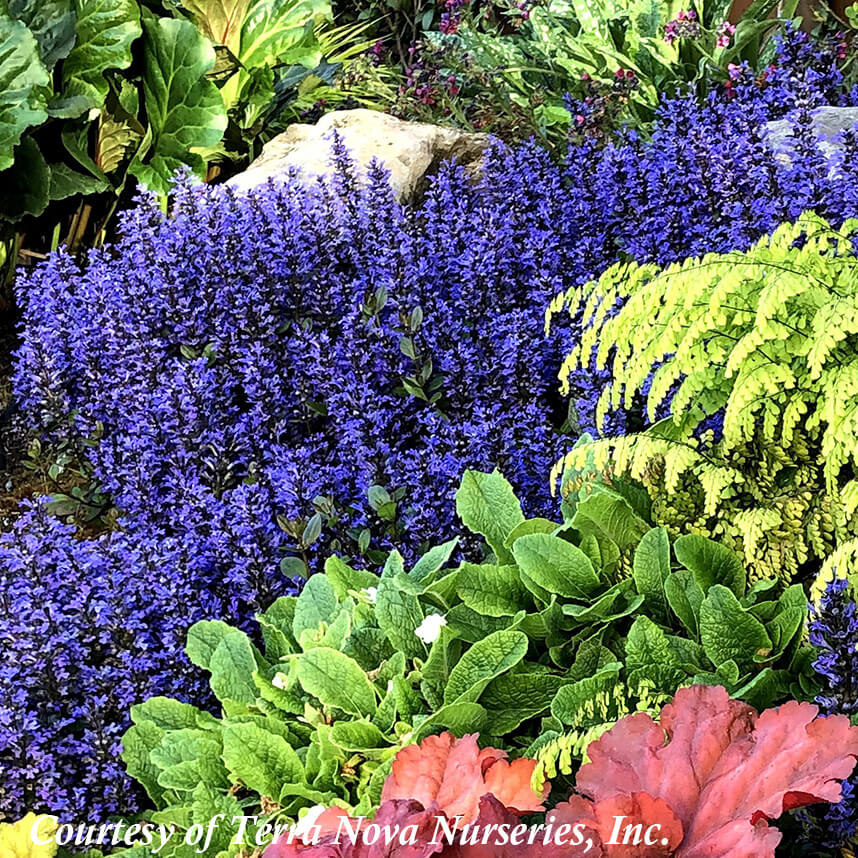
[[227, 109, 490, 201], [764, 106, 858, 164]]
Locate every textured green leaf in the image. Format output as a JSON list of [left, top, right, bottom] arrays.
[[674, 533, 745, 597], [410, 538, 459, 582], [130, 11, 227, 193], [512, 533, 602, 600], [444, 604, 520, 642], [632, 526, 671, 621], [324, 555, 377, 599], [503, 518, 558, 548], [570, 489, 650, 550], [329, 721, 387, 751], [293, 573, 338, 640], [61, 0, 140, 109], [151, 729, 228, 792], [9, 0, 76, 69], [413, 702, 487, 741], [296, 647, 377, 716], [130, 696, 218, 731], [456, 562, 529, 617], [375, 576, 425, 657], [222, 722, 303, 798], [664, 569, 703, 637], [0, 17, 48, 172], [455, 470, 524, 564], [186, 619, 237, 670], [699, 585, 772, 671], [121, 721, 165, 804], [445, 629, 528, 704], [209, 629, 260, 704]]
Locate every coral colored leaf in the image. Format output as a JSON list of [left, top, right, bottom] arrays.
[[575, 685, 858, 858], [381, 732, 546, 824]]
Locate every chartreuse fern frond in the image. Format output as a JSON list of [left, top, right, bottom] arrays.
[[529, 681, 669, 793], [548, 214, 858, 581]]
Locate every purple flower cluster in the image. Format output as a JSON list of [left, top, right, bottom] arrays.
[[6, 31, 858, 822], [797, 577, 858, 848]]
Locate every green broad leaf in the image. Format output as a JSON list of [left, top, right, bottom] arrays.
[[253, 670, 305, 715], [455, 470, 525, 564], [49, 161, 108, 199], [222, 722, 304, 799], [733, 668, 792, 710], [420, 626, 457, 709], [503, 518, 558, 548], [567, 633, 616, 681], [209, 629, 260, 704], [186, 619, 237, 670], [444, 604, 521, 643], [238, 0, 329, 69], [372, 685, 397, 734], [410, 538, 459, 582], [190, 783, 244, 853], [674, 534, 746, 598], [324, 555, 377, 599], [664, 569, 704, 638], [512, 533, 602, 600], [632, 526, 671, 621], [0, 136, 50, 219], [481, 671, 564, 723], [413, 702, 487, 741], [382, 549, 405, 579], [61, 0, 141, 110], [130, 11, 227, 194], [0, 14, 49, 172], [764, 605, 805, 662], [296, 647, 377, 716], [343, 627, 394, 670], [329, 720, 388, 751], [699, 585, 772, 672], [375, 576, 425, 658], [151, 729, 229, 792], [130, 696, 218, 731], [561, 582, 643, 623], [444, 630, 528, 705], [121, 721, 166, 804], [293, 573, 338, 641], [392, 674, 422, 723], [625, 615, 678, 669], [8, 0, 76, 69], [299, 608, 350, 651], [570, 489, 650, 550], [456, 562, 529, 617]]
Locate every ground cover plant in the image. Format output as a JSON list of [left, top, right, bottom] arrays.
[[117, 469, 818, 854], [5, 19, 858, 846]]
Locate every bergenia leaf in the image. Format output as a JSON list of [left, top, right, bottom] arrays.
[[569, 685, 858, 857], [381, 732, 547, 824]]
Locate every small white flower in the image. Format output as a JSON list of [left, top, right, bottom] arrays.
[[272, 672, 288, 689], [362, 586, 378, 603], [415, 613, 447, 644], [293, 804, 327, 839], [88, 107, 101, 121]]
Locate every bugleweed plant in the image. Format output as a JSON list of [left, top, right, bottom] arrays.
[[549, 213, 858, 583], [8, 45, 858, 820], [119, 469, 816, 855]]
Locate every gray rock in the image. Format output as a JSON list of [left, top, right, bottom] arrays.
[[764, 106, 858, 165], [227, 109, 490, 202]]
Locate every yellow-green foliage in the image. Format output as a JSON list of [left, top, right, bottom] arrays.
[[547, 213, 858, 581], [0, 816, 57, 858], [530, 682, 668, 793]]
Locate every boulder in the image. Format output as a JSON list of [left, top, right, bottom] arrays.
[[227, 109, 490, 202], [764, 106, 858, 165]]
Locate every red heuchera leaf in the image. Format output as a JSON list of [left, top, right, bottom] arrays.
[[381, 732, 548, 824], [559, 684, 858, 858]]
